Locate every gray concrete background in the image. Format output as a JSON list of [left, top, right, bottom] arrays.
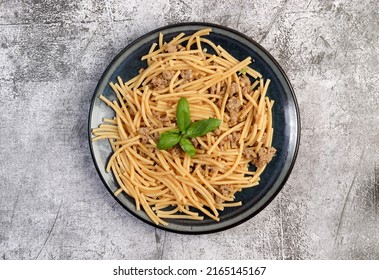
[[0, 0, 378, 260]]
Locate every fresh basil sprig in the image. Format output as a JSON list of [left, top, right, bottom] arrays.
[[184, 118, 221, 138], [179, 138, 196, 158], [176, 97, 191, 132], [156, 130, 181, 150], [156, 97, 221, 157]]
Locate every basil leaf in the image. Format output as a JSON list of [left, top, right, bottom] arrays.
[[179, 138, 196, 158], [176, 97, 191, 132], [156, 130, 181, 150], [184, 118, 221, 138]]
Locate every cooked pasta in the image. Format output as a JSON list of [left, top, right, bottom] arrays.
[[92, 28, 276, 225]]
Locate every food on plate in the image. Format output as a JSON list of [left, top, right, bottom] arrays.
[[92, 28, 276, 225]]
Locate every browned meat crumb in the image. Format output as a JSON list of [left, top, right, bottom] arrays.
[[139, 127, 151, 144], [151, 132, 160, 142], [165, 43, 177, 53], [230, 82, 238, 95], [180, 69, 192, 80], [251, 147, 277, 168], [238, 75, 251, 95], [239, 74, 251, 88], [162, 70, 174, 80], [197, 164, 206, 175], [261, 132, 267, 144], [226, 96, 241, 113], [231, 132, 241, 148], [229, 112, 238, 126], [219, 85, 226, 95], [151, 74, 169, 89], [226, 96, 241, 126], [215, 185, 233, 202], [152, 110, 162, 119], [210, 85, 216, 94], [243, 85, 250, 95], [215, 98, 223, 108], [224, 132, 241, 148], [243, 149, 257, 160], [152, 110, 172, 126], [168, 146, 182, 157], [207, 166, 217, 176], [219, 185, 232, 197], [139, 151, 149, 158], [214, 128, 222, 136]]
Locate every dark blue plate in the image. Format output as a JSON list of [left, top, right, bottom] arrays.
[[88, 23, 300, 234]]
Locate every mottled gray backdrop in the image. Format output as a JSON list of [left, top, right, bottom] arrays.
[[0, 0, 378, 260]]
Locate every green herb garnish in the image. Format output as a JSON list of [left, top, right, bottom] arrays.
[[179, 138, 196, 158], [156, 130, 181, 150], [156, 97, 221, 157], [176, 96, 191, 132], [238, 67, 248, 75], [183, 118, 222, 138]]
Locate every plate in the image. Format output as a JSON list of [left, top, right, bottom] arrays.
[[88, 22, 300, 234]]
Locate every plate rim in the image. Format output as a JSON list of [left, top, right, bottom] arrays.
[[88, 22, 301, 234]]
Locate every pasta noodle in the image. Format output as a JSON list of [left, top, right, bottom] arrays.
[[92, 29, 277, 225]]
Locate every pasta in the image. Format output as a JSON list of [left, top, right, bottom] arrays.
[[92, 28, 276, 226]]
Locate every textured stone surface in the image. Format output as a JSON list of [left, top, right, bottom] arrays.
[[0, 0, 378, 260]]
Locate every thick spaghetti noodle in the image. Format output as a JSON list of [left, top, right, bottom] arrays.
[[92, 28, 276, 225]]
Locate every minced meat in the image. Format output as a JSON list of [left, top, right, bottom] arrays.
[[151, 74, 169, 90], [226, 96, 241, 126], [162, 70, 174, 80], [180, 69, 192, 80], [165, 43, 177, 53], [249, 147, 277, 167], [139, 127, 151, 144], [230, 82, 238, 95], [226, 96, 241, 112]]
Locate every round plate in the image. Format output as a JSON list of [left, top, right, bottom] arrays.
[[88, 22, 300, 234]]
